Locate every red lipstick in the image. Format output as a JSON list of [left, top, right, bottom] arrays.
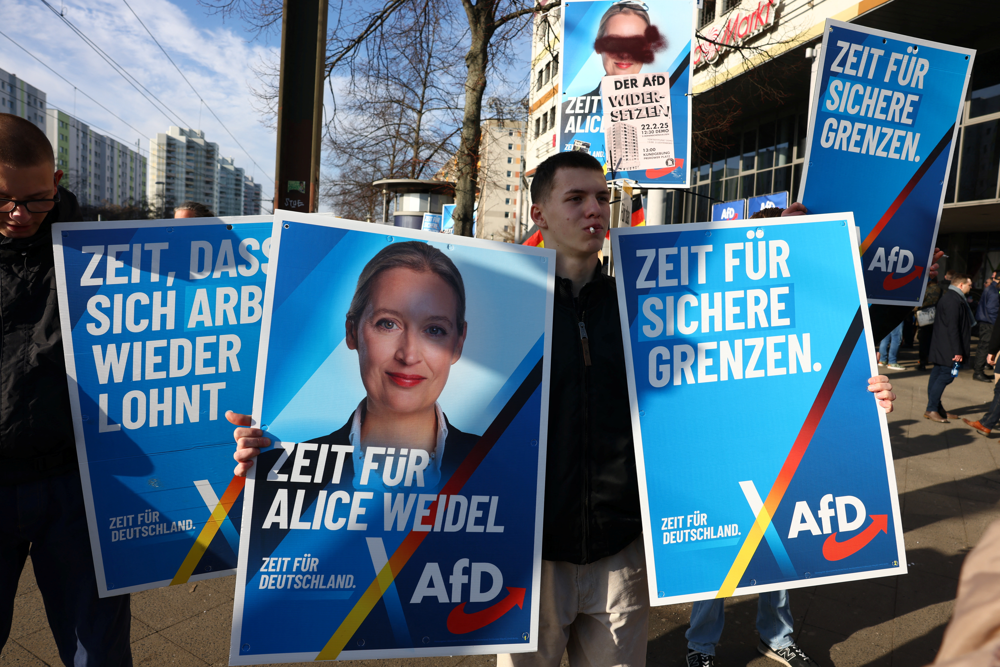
[[387, 372, 425, 387]]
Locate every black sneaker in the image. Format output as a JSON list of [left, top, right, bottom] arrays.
[[686, 650, 715, 667], [757, 640, 820, 667]]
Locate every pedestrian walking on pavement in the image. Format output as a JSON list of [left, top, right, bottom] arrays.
[[973, 270, 998, 382], [926, 274, 974, 423], [879, 321, 905, 370]]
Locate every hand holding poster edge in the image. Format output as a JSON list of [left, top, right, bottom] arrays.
[[609, 213, 906, 606], [230, 210, 556, 663], [798, 19, 975, 307], [51, 215, 273, 597]]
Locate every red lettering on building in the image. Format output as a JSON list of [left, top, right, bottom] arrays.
[[694, 0, 780, 69]]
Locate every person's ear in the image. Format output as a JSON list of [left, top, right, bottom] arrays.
[[452, 321, 467, 364], [53, 170, 63, 191], [530, 203, 548, 229], [345, 319, 358, 350]]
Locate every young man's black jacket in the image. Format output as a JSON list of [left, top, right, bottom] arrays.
[[0, 186, 82, 484], [929, 287, 973, 367], [543, 267, 642, 564]]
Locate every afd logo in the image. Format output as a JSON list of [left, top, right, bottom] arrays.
[[410, 559, 525, 634], [719, 206, 740, 220], [867, 245, 925, 291], [759, 201, 778, 210], [787, 494, 888, 561]]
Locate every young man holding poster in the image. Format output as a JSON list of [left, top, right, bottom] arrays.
[[0, 114, 132, 665], [230, 153, 896, 665]]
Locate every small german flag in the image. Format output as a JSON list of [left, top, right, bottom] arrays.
[[522, 229, 544, 247], [630, 192, 645, 227]]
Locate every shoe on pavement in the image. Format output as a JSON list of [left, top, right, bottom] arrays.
[[924, 411, 949, 423], [946, 412, 963, 421], [758, 640, 820, 667], [687, 650, 715, 667], [963, 418, 993, 436], [974, 373, 992, 382], [886, 363, 905, 370]]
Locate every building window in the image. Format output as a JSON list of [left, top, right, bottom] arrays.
[[549, 107, 556, 128], [505, 198, 511, 205], [504, 211, 510, 218], [537, 69, 544, 90], [508, 143, 513, 150], [552, 58, 559, 78], [503, 225, 509, 232], [535, 118, 541, 138], [507, 170, 512, 177], [699, 0, 717, 28], [544, 63, 551, 84], [506, 184, 512, 191], [509, 130, 514, 137], [507, 157, 513, 164]]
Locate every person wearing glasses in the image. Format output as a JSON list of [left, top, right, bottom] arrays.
[[0, 114, 133, 665]]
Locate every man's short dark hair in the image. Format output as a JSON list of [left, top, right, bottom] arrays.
[[530, 152, 605, 205], [0, 114, 55, 169], [951, 273, 971, 286], [175, 201, 215, 217], [749, 207, 784, 219]]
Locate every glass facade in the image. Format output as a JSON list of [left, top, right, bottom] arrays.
[[660, 110, 809, 224], [943, 48, 1000, 205]]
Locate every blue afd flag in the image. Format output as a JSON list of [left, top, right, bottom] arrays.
[[611, 214, 905, 605], [230, 212, 554, 662], [748, 192, 789, 217], [801, 20, 974, 306], [712, 199, 746, 222], [52, 216, 272, 595]]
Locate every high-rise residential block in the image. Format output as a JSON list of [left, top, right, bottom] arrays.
[[0, 67, 46, 131]]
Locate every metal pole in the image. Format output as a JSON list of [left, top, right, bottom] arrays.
[[646, 189, 666, 225], [274, 0, 329, 213]]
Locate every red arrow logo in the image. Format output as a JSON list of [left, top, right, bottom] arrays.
[[882, 265, 923, 291], [822, 514, 888, 561], [446, 587, 526, 634]]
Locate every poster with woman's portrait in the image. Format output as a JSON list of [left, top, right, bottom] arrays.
[[230, 211, 555, 663], [560, 0, 694, 187]]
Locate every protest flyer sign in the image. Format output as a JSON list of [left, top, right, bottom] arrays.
[[52, 216, 272, 595], [800, 20, 974, 306], [601, 73, 674, 172], [560, 0, 693, 187], [611, 214, 905, 605], [230, 211, 554, 663], [712, 199, 746, 222], [748, 192, 789, 217]]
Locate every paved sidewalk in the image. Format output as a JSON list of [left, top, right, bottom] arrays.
[[3, 345, 999, 667]]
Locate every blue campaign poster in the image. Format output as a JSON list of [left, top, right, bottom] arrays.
[[800, 20, 974, 306], [560, 0, 693, 187], [441, 204, 455, 234], [421, 213, 443, 233], [611, 214, 905, 605], [52, 216, 272, 595], [748, 192, 789, 217], [230, 211, 554, 663], [712, 199, 746, 222]]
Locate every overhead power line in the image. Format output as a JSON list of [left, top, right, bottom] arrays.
[[0, 29, 150, 142], [121, 0, 276, 188], [38, 0, 189, 129]]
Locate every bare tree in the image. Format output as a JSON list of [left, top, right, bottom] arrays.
[[321, 1, 462, 221], [200, 0, 558, 237]]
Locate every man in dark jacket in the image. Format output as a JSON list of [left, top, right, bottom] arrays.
[[0, 114, 132, 665], [925, 273, 974, 423], [973, 271, 998, 381]]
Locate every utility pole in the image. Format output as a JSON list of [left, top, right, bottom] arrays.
[[274, 0, 328, 213]]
